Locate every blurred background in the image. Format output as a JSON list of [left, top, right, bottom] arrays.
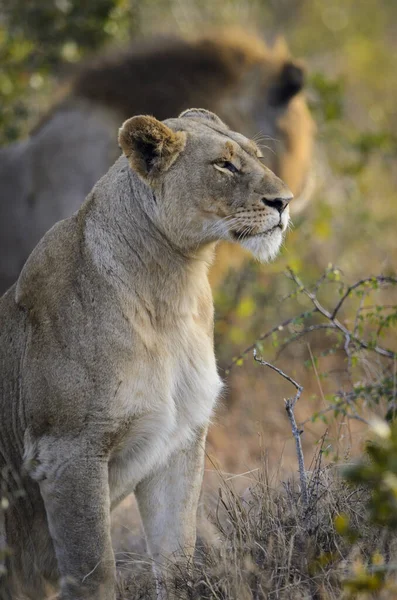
[[1, 0, 397, 559]]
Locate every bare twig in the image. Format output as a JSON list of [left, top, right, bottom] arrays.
[[275, 323, 335, 359], [358, 304, 397, 311], [298, 390, 369, 427], [253, 349, 308, 508], [226, 310, 316, 372]]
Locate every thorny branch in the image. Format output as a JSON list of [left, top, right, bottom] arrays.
[[228, 269, 397, 491], [253, 348, 308, 509], [286, 268, 397, 360], [227, 271, 397, 372], [225, 310, 315, 373], [330, 276, 397, 320]]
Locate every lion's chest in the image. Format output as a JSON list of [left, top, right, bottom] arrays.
[[108, 318, 222, 504]]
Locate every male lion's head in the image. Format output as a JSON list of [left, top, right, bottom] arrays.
[[71, 29, 314, 207], [118, 108, 292, 262]]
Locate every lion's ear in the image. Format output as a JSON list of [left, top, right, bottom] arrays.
[[269, 60, 305, 106], [179, 108, 228, 129], [118, 115, 186, 180]]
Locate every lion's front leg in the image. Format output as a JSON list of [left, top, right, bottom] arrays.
[[31, 438, 116, 600], [135, 426, 207, 599]]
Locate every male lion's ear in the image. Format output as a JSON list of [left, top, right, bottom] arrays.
[[269, 60, 305, 106], [179, 108, 228, 129], [118, 115, 186, 180]]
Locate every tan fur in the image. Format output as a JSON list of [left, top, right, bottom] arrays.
[[0, 28, 314, 295], [0, 110, 291, 600]]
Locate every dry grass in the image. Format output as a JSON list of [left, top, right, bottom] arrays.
[[115, 452, 397, 600]]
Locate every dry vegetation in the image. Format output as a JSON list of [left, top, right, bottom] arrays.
[[115, 457, 397, 599]]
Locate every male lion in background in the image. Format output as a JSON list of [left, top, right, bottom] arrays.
[[0, 109, 292, 600], [0, 28, 314, 294]]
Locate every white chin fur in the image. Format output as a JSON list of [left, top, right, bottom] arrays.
[[238, 228, 283, 262]]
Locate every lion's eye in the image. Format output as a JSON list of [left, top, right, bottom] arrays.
[[222, 161, 239, 174], [214, 161, 239, 174]]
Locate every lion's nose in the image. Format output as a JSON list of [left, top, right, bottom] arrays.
[[262, 195, 293, 214]]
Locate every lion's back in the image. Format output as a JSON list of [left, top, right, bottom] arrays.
[[0, 286, 29, 468], [0, 214, 83, 467]]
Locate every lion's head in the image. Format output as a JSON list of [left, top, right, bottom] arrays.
[[118, 108, 292, 262]]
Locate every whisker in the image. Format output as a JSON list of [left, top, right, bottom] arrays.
[[202, 216, 242, 240], [235, 224, 255, 243], [257, 144, 276, 157], [252, 129, 281, 144]]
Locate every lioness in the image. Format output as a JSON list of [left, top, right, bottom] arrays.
[[0, 109, 291, 600], [0, 29, 312, 294]]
